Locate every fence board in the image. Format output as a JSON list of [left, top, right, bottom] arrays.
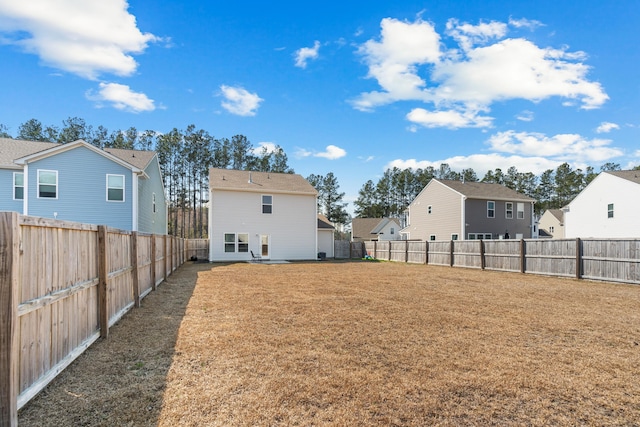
[[0, 214, 200, 425]]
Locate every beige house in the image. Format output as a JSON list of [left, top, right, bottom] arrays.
[[351, 217, 402, 242], [538, 209, 564, 238], [401, 179, 536, 241]]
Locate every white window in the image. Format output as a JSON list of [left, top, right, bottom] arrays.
[[262, 195, 272, 214], [152, 193, 156, 213], [427, 205, 432, 214], [549, 226, 555, 233], [451, 234, 458, 240], [13, 172, 24, 200], [517, 203, 524, 219], [468, 233, 492, 240], [224, 233, 249, 253], [429, 235, 436, 241], [505, 202, 513, 219], [38, 170, 57, 199], [107, 174, 125, 202], [390, 227, 395, 235], [487, 201, 495, 218], [608, 203, 614, 218]]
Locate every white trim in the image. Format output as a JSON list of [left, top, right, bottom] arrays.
[[132, 173, 138, 231], [106, 174, 125, 202], [487, 200, 495, 218], [505, 202, 514, 219], [262, 194, 273, 214], [13, 171, 24, 201], [23, 164, 29, 214], [37, 169, 58, 199]]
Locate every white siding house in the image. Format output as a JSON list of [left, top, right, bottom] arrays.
[[208, 168, 318, 261], [564, 170, 640, 238]]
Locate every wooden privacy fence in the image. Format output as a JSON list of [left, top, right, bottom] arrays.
[[364, 238, 640, 285], [334, 240, 365, 259], [0, 212, 198, 426]]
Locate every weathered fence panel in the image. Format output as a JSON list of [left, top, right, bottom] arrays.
[[524, 239, 576, 277], [453, 241, 483, 269], [582, 239, 640, 284], [407, 241, 426, 264], [483, 240, 521, 272], [390, 241, 406, 262], [0, 213, 199, 426], [186, 239, 209, 260], [428, 241, 452, 266], [335, 241, 365, 259]]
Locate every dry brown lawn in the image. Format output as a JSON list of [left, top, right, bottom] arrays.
[[19, 260, 640, 426]]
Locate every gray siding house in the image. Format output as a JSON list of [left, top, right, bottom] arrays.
[[0, 138, 167, 234], [401, 179, 535, 241]]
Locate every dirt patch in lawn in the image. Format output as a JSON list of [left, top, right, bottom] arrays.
[[19, 261, 640, 426]]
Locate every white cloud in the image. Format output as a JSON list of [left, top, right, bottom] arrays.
[[352, 17, 608, 129], [386, 153, 560, 176], [516, 110, 534, 122], [252, 142, 278, 155], [294, 40, 320, 69], [508, 17, 544, 30], [596, 122, 620, 133], [351, 17, 441, 111], [487, 130, 623, 162], [86, 82, 155, 112], [407, 107, 493, 129], [219, 85, 263, 116], [445, 19, 507, 51], [296, 145, 347, 160], [0, 0, 158, 79]]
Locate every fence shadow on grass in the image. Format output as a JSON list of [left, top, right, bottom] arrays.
[[18, 261, 212, 427]]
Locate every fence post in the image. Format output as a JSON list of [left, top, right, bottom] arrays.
[[480, 239, 485, 270], [388, 241, 391, 261], [97, 225, 109, 339], [576, 237, 582, 279], [373, 240, 377, 259], [1, 212, 20, 427], [150, 235, 157, 291], [520, 239, 526, 273], [131, 232, 140, 308], [163, 234, 168, 281], [405, 240, 409, 263], [425, 241, 429, 265], [450, 240, 454, 267]]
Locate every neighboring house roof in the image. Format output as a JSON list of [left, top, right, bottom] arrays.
[[317, 214, 335, 230], [547, 209, 564, 223], [209, 168, 317, 195], [0, 137, 157, 172], [352, 217, 400, 240], [605, 170, 640, 185], [435, 179, 535, 202]]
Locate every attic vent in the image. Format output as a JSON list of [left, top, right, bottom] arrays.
[[248, 172, 253, 184]]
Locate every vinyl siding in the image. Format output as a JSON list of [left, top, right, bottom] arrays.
[[0, 168, 24, 212], [465, 199, 532, 239], [137, 156, 167, 234], [25, 145, 134, 229], [565, 173, 640, 238], [404, 181, 462, 241], [209, 189, 317, 261]]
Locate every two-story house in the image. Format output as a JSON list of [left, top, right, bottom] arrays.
[[351, 217, 402, 242], [564, 170, 640, 238], [538, 209, 565, 238], [401, 179, 536, 241], [0, 138, 167, 234], [208, 168, 318, 261]]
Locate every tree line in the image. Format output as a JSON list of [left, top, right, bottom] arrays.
[[354, 162, 640, 219], [1, 118, 294, 238]]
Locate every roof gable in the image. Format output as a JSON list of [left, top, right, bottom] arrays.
[[605, 170, 640, 185], [0, 138, 60, 168], [435, 179, 535, 202], [209, 168, 317, 195]]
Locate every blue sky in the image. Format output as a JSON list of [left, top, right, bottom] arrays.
[[1, 1, 639, 211]]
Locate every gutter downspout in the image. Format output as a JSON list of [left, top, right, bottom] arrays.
[[461, 195, 467, 240]]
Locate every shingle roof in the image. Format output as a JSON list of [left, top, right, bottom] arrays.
[[606, 170, 640, 185], [209, 168, 317, 195], [436, 179, 535, 202], [0, 138, 157, 170], [351, 217, 400, 240], [0, 138, 59, 168], [547, 209, 564, 222], [317, 214, 334, 229]]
